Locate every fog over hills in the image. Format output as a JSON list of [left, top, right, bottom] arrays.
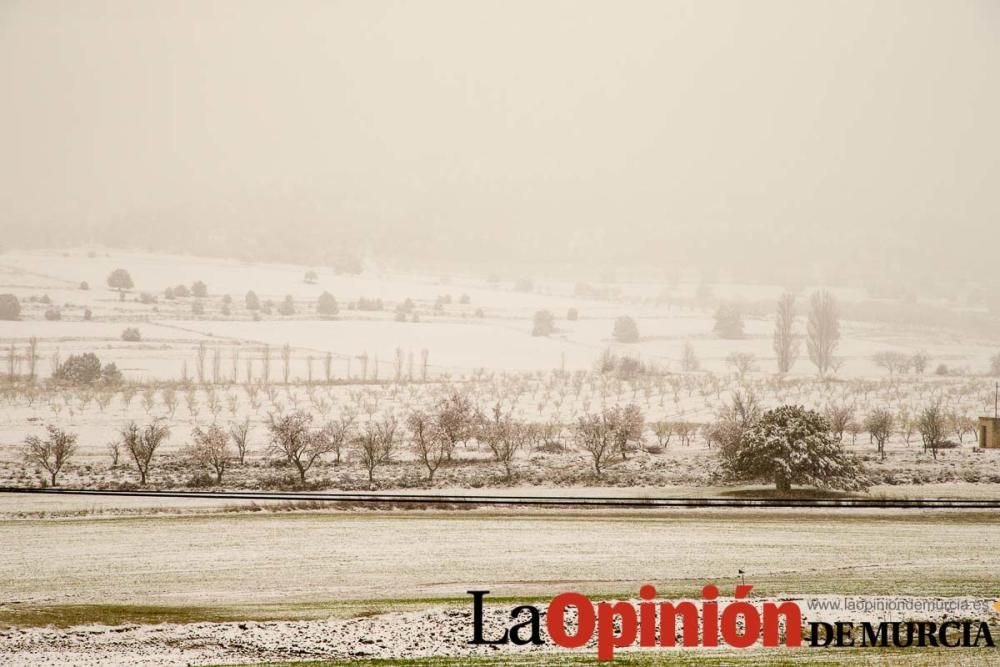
[[2, 0, 998, 289]]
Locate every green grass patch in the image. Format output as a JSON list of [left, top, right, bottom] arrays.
[[4, 564, 998, 629]]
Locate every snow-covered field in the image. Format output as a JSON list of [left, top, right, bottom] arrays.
[[2, 248, 998, 381], [3, 248, 1000, 665], [3, 507, 997, 608], [1, 507, 998, 665]]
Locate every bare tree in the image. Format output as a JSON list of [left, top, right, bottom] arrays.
[[261, 344, 271, 385], [26, 336, 38, 381], [681, 341, 700, 372], [574, 413, 613, 475], [186, 424, 233, 484], [435, 392, 474, 461], [6, 341, 16, 382], [407, 410, 448, 481], [212, 347, 222, 385], [864, 409, 894, 460], [229, 417, 252, 465], [825, 403, 854, 442], [951, 414, 976, 444], [24, 425, 77, 486], [772, 293, 799, 374], [651, 421, 672, 448], [267, 411, 335, 484], [120, 421, 170, 486], [106, 440, 121, 467], [356, 416, 398, 487], [674, 421, 696, 447], [162, 387, 178, 418], [806, 290, 840, 375], [281, 343, 292, 384], [917, 403, 947, 460], [897, 410, 916, 447], [873, 351, 911, 377], [196, 342, 207, 384], [322, 411, 355, 465], [726, 352, 757, 380], [605, 403, 644, 461], [478, 402, 526, 483], [710, 389, 761, 462], [845, 420, 862, 445]]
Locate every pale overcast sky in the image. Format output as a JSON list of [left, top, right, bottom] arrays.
[[2, 1, 998, 281]]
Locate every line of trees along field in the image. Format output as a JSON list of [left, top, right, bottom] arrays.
[[20, 382, 975, 493]]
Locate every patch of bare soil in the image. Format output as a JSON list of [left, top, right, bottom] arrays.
[[3, 596, 997, 667]]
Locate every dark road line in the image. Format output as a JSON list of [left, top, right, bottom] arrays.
[[1, 487, 998, 509]]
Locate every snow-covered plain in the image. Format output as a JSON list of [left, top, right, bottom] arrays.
[[2, 248, 998, 381], [3, 249, 1000, 665]]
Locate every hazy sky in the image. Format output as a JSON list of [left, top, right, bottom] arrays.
[[2, 0, 998, 278]]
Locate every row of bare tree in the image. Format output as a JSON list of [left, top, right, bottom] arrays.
[[20, 391, 978, 488]]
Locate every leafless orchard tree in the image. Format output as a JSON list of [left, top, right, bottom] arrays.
[[674, 421, 696, 447], [806, 290, 840, 376], [864, 408, 894, 460], [6, 342, 17, 382], [681, 341, 700, 372], [186, 424, 233, 484], [141, 387, 156, 414], [196, 342, 207, 384], [917, 403, 947, 460], [772, 293, 799, 374], [120, 421, 170, 486], [356, 416, 398, 487], [26, 336, 38, 381], [873, 351, 911, 377], [48, 347, 61, 378], [845, 419, 862, 445], [229, 417, 252, 464], [825, 403, 854, 442], [162, 387, 178, 418], [255, 345, 267, 385], [651, 421, 672, 448], [435, 392, 474, 461], [281, 344, 292, 384], [951, 414, 976, 444], [212, 347, 222, 385], [477, 402, 526, 483], [407, 410, 448, 481], [574, 412, 613, 475], [267, 411, 335, 484], [24, 425, 77, 486], [322, 410, 356, 465], [106, 440, 120, 466], [605, 403, 644, 461], [710, 389, 761, 461], [726, 352, 757, 380]]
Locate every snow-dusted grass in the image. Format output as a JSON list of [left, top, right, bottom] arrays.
[[2, 508, 997, 611]]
